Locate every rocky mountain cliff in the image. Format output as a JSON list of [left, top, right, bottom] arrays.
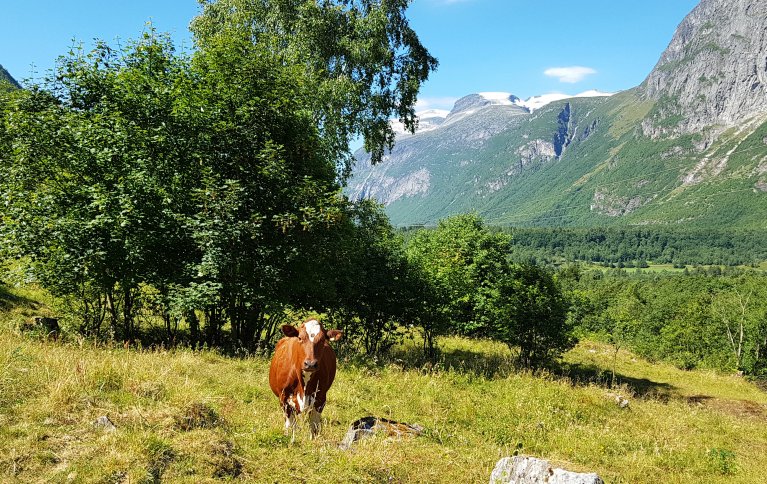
[[348, 0, 767, 229], [0, 64, 20, 89], [641, 0, 767, 142]]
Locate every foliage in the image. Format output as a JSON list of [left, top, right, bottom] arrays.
[[570, 269, 767, 375], [191, 0, 437, 172], [405, 213, 511, 337], [327, 200, 418, 355], [504, 226, 767, 267], [0, 33, 198, 340], [0, 1, 436, 350], [405, 214, 574, 366], [489, 263, 575, 368]]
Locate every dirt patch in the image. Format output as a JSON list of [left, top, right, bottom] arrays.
[[687, 394, 767, 420]]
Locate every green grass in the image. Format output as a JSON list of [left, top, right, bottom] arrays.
[[2, 286, 767, 483]]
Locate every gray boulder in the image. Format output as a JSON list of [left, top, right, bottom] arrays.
[[490, 456, 603, 484], [338, 416, 423, 450]]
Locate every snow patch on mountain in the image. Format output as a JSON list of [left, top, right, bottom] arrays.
[[391, 109, 451, 135], [516, 90, 614, 112], [391, 90, 614, 135], [477, 92, 520, 105], [473, 90, 613, 113]]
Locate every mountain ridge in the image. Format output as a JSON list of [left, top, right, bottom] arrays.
[[0, 64, 20, 89], [348, 0, 767, 228]]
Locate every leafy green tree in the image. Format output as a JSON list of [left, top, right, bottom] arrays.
[[191, 0, 438, 172], [405, 213, 511, 337], [0, 33, 198, 339], [325, 200, 414, 355], [711, 276, 767, 373], [490, 264, 574, 369], [1, 0, 436, 348]]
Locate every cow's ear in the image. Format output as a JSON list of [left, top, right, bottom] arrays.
[[326, 330, 343, 342], [282, 325, 299, 338]]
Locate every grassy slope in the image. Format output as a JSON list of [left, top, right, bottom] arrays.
[[2, 286, 767, 483]]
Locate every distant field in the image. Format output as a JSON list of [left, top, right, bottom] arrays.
[[2, 285, 767, 483], [578, 261, 767, 274]]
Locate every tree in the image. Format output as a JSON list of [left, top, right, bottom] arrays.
[[0, 33, 198, 339], [191, 0, 437, 173], [405, 213, 511, 339], [490, 264, 574, 369], [711, 276, 767, 373], [324, 200, 418, 355]]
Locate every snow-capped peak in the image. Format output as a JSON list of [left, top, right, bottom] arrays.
[[515, 90, 615, 112], [417, 109, 450, 120], [478, 92, 520, 105]]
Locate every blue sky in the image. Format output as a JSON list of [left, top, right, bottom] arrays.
[[2, 0, 699, 111]]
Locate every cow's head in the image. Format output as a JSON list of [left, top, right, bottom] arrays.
[[282, 318, 343, 372]]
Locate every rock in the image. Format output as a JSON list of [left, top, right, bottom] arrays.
[[641, 0, 767, 138], [338, 416, 423, 450], [606, 392, 630, 409], [93, 415, 117, 432], [490, 456, 604, 484]]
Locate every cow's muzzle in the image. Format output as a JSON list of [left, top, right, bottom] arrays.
[[303, 359, 318, 371]]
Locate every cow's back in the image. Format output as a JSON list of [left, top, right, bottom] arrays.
[[269, 337, 299, 397]]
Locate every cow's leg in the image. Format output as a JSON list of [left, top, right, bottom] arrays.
[[307, 407, 322, 439], [307, 391, 327, 440], [281, 393, 298, 443], [285, 408, 297, 443]]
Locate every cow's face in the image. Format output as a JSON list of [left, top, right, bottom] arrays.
[[282, 319, 343, 372]]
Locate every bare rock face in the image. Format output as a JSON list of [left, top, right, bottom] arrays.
[[490, 456, 604, 484], [641, 0, 767, 139]]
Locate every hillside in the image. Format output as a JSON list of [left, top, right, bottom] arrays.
[[2, 284, 767, 482], [348, 0, 767, 228], [0, 64, 20, 89]]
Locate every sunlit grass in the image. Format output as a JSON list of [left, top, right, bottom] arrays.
[[1, 286, 767, 482]]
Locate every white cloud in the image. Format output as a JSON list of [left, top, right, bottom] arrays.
[[416, 96, 459, 111], [544, 66, 597, 83]]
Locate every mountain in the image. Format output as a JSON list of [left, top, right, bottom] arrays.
[[348, 0, 767, 228], [0, 64, 20, 89]]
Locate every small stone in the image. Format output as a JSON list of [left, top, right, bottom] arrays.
[[93, 415, 116, 432]]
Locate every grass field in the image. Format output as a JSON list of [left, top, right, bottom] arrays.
[[2, 285, 767, 483]]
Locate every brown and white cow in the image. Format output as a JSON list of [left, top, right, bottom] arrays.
[[268, 318, 343, 440]]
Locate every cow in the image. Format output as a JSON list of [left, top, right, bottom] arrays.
[[269, 318, 343, 440]]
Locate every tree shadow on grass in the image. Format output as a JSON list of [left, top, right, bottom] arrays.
[[385, 343, 518, 379], [390, 343, 680, 400], [0, 284, 42, 312], [555, 361, 678, 401]]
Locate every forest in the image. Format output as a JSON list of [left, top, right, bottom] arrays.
[[502, 226, 767, 267]]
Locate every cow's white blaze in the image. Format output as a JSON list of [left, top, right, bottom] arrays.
[[305, 319, 321, 343]]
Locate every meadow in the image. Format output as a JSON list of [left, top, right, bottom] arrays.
[[2, 284, 767, 483]]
